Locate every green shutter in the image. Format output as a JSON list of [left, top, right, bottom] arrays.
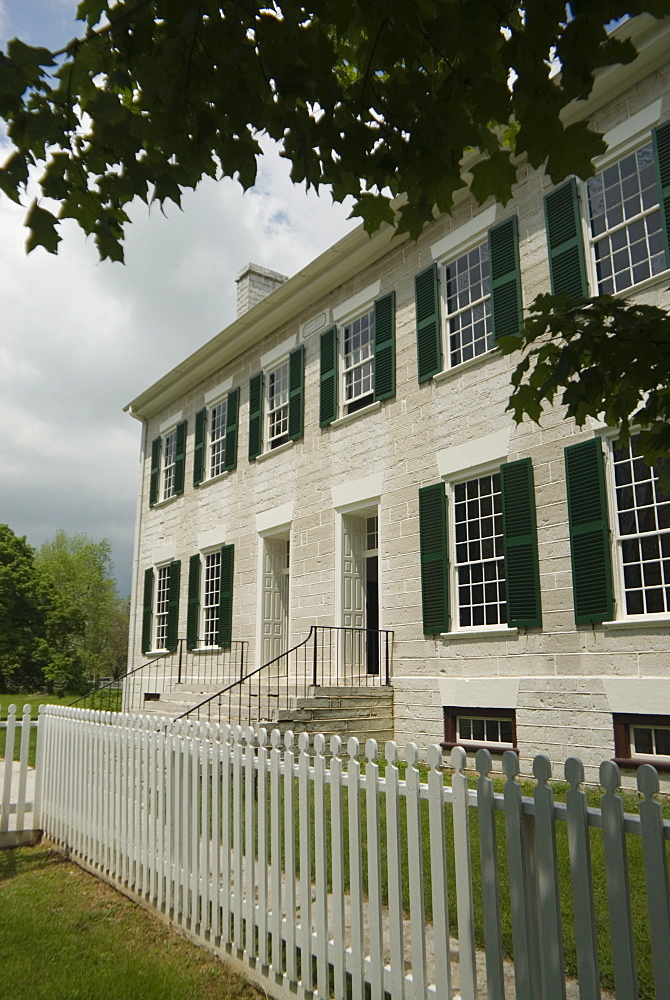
[[141, 568, 154, 653], [166, 560, 181, 651], [149, 437, 161, 507], [319, 326, 338, 426], [173, 421, 187, 495], [187, 554, 201, 650], [565, 439, 614, 625], [224, 387, 240, 471], [418, 483, 450, 633], [652, 121, 670, 267], [415, 263, 442, 382], [489, 216, 523, 340], [373, 291, 396, 401], [544, 179, 588, 299], [248, 372, 264, 461], [218, 544, 235, 649], [193, 409, 207, 486], [288, 345, 305, 440], [501, 458, 542, 629]]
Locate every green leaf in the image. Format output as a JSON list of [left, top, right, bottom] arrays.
[[544, 122, 607, 184], [348, 192, 395, 233], [469, 150, 517, 205], [25, 200, 61, 254], [6, 39, 54, 69]]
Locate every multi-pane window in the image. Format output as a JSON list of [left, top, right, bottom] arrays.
[[209, 400, 227, 478], [586, 143, 666, 294], [203, 552, 221, 646], [366, 515, 378, 552], [457, 714, 514, 745], [268, 361, 290, 449], [454, 473, 507, 627], [343, 310, 374, 412], [444, 242, 493, 367], [612, 437, 670, 615], [155, 565, 171, 649], [631, 722, 670, 758], [162, 430, 177, 500]]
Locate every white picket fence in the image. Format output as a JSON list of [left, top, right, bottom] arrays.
[[34, 705, 670, 1000], [0, 703, 40, 846]]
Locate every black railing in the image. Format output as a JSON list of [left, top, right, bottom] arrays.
[[178, 625, 393, 728], [70, 639, 248, 713]]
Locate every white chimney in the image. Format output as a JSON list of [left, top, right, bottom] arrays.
[[236, 263, 288, 317]]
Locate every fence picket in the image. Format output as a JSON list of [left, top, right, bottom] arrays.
[[329, 735, 346, 1000], [564, 757, 600, 1000], [270, 729, 283, 974], [427, 746, 451, 1000], [636, 763, 670, 998], [347, 737, 365, 1000], [450, 746, 477, 1000], [600, 760, 638, 1000], [1, 705, 16, 834], [244, 727, 256, 958], [365, 739, 384, 1000], [298, 732, 313, 990], [476, 749, 505, 1000], [15, 706, 31, 833], [283, 731, 297, 983], [313, 734, 329, 998], [256, 728, 269, 967], [406, 743, 428, 1000], [232, 726, 244, 949], [384, 741, 406, 1000]]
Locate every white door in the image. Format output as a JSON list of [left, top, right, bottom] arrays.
[[341, 516, 366, 675], [262, 538, 289, 669]]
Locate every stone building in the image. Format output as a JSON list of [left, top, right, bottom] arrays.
[[125, 13, 670, 781]]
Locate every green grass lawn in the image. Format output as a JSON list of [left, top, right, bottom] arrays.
[[0, 845, 263, 1000]]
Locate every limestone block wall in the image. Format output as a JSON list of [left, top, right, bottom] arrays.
[[129, 60, 670, 785]]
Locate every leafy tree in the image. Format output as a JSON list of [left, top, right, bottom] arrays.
[[0, 525, 48, 692], [1, 2, 669, 459], [35, 531, 123, 687]]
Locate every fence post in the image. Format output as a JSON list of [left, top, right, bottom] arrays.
[[476, 748, 506, 1000]]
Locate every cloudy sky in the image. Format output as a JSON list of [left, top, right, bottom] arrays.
[[0, 0, 356, 594]]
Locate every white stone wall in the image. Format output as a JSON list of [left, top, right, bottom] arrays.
[[131, 63, 670, 785]]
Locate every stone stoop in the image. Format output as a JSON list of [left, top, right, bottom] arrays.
[[267, 685, 394, 747]]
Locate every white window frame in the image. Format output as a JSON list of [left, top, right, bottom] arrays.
[[581, 103, 670, 297], [583, 140, 667, 296], [208, 397, 228, 480], [201, 550, 222, 648], [441, 238, 494, 369], [430, 206, 498, 378], [448, 466, 507, 632], [341, 308, 375, 413], [154, 564, 171, 651], [267, 358, 290, 450], [161, 428, 177, 501], [604, 433, 670, 622]]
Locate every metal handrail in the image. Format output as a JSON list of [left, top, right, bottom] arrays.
[[70, 638, 248, 712], [178, 625, 393, 727]]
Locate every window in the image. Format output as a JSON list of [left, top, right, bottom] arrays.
[[268, 360, 290, 448], [155, 565, 171, 648], [141, 561, 181, 653], [443, 707, 517, 752], [544, 122, 670, 300], [186, 546, 235, 649], [149, 421, 187, 506], [415, 216, 521, 383], [249, 347, 304, 460], [612, 437, 670, 616], [454, 473, 506, 628], [613, 714, 670, 769], [319, 292, 395, 425], [419, 458, 542, 634], [343, 310, 375, 413], [565, 435, 670, 623], [193, 389, 240, 486], [445, 241, 493, 367]]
